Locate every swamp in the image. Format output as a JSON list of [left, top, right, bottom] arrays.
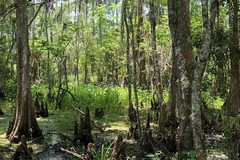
[[0, 0, 239, 159]]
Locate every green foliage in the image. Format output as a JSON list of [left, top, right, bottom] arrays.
[[64, 84, 151, 109], [202, 92, 224, 109], [180, 150, 196, 160], [91, 142, 114, 160], [190, 1, 202, 49], [163, 90, 169, 103], [4, 79, 16, 100], [31, 83, 151, 111], [32, 84, 49, 96], [169, 150, 196, 160]]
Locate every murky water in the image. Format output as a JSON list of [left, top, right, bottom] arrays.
[[34, 133, 70, 160]]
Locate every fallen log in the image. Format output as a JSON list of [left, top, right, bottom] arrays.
[[59, 147, 84, 159], [71, 106, 105, 133]]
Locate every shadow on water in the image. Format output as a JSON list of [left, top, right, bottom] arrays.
[[33, 132, 80, 160]]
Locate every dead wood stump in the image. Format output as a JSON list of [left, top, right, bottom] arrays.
[[95, 107, 104, 118], [34, 93, 40, 118], [34, 93, 48, 118], [74, 107, 94, 146], [127, 124, 139, 140], [145, 112, 151, 129], [39, 101, 48, 117], [128, 103, 137, 123], [12, 135, 33, 160], [0, 108, 4, 115], [110, 135, 126, 160], [141, 112, 155, 153], [141, 129, 154, 153], [0, 89, 5, 99], [86, 143, 95, 160]]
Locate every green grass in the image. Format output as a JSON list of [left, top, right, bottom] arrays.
[[32, 84, 152, 111]]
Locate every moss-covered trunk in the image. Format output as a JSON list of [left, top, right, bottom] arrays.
[[191, 1, 211, 159]]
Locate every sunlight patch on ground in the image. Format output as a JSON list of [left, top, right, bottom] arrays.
[[0, 133, 8, 144], [207, 151, 228, 160], [105, 121, 129, 131]]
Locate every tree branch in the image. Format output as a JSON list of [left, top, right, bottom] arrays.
[[60, 87, 79, 102], [0, 4, 16, 22], [28, 3, 44, 27]]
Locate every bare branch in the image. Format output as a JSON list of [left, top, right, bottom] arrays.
[[28, 3, 45, 27], [59, 147, 84, 159]]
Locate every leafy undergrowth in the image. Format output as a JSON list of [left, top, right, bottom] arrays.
[[0, 101, 228, 160]]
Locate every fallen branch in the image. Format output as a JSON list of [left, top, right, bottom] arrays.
[[59, 147, 84, 159], [71, 106, 105, 133]]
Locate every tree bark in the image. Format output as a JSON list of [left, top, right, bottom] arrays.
[[8, 0, 42, 142], [137, 0, 147, 88], [191, 0, 211, 159], [150, 0, 163, 103], [129, 2, 141, 138], [168, 0, 194, 155], [123, 0, 133, 122], [164, 1, 178, 153], [222, 0, 240, 159]]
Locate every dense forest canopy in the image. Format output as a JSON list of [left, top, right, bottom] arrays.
[[0, 0, 239, 159]]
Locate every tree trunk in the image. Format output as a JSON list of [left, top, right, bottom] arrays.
[[45, 4, 52, 97], [223, 0, 240, 159], [164, 1, 179, 153], [168, 0, 194, 156], [191, 0, 211, 159], [123, 0, 133, 122], [129, 2, 141, 138], [150, 0, 163, 103], [137, 0, 147, 88], [8, 0, 42, 142]]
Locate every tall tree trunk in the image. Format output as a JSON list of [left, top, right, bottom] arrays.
[[150, 0, 163, 102], [84, 0, 89, 84], [168, 0, 194, 156], [165, 0, 179, 153], [223, 0, 240, 159], [129, 2, 141, 137], [137, 0, 146, 88], [45, 3, 52, 97], [74, 0, 80, 84], [123, 0, 133, 121], [191, 0, 211, 159], [8, 0, 42, 142]]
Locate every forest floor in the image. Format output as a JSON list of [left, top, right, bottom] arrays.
[[0, 103, 228, 160]]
